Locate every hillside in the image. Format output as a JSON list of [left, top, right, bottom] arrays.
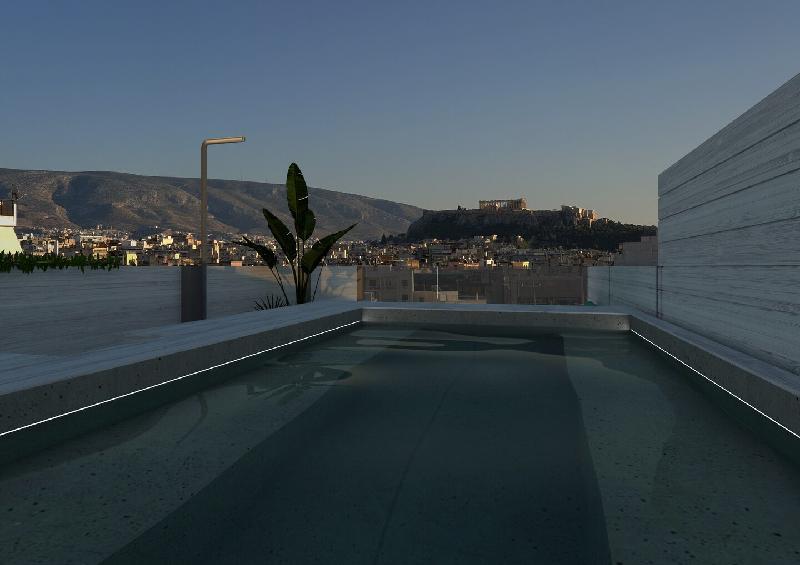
[[406, 208, 657, 251], [0, 168, 423, 241]]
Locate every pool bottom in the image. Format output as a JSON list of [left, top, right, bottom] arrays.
[[105, 327, 611, 565], [1, 325, 799, 564]]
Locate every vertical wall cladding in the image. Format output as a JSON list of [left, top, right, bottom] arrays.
[[658, 72, 800, 375], [587, 266, 658, 316]]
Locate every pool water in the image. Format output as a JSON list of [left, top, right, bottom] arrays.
[[1, 325, 799, 564]]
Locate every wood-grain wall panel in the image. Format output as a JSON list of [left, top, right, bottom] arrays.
[[659, 172, 800, 243], [659, 125, 800, 219], [659, 217, 800, 267], [659, 73, 800, 195], [660, 290, 800, 375]]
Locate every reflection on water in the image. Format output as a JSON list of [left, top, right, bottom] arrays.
[[245, 366, 352, 405], [105, 325, 612, 565]]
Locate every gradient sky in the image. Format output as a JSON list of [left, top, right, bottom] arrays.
[[2, 0, 799, 224]]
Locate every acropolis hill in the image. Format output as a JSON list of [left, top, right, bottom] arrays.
[[405, 201, 655, 251]]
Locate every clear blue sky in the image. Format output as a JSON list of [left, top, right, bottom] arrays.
[[2, 0, 799, 224]]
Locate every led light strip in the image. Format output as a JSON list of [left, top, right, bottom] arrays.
[[0, 320, 361, 439], [631, 329, 800, 441]]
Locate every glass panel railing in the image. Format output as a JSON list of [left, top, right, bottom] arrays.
[[357, 265, 591, 305]]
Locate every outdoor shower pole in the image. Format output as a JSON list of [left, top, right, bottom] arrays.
[[200, 136, 246, 265], [181, 136, 245, 323], [200, 142, 207, 264]]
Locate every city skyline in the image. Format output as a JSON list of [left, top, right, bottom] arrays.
[[3, 1, 800, 224]]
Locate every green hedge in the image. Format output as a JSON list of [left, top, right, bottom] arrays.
[[0, 252, 121, 274]]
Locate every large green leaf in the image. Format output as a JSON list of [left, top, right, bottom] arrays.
[[297, 209, 316, 240], [286, 163, 309, 228], [234, 236, 277, 268], [263, 208, 297, 262], [300, 224, 356, 274]]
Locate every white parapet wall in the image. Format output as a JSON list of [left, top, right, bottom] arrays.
[[0, 265, 357, 355], [591, 72, 800, 377]]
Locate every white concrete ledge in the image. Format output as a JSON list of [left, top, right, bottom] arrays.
[[1, 302, 798, 463], [0, 302, 362, 438], [630, 312, 800, 438], [361, 302, 631, 331]]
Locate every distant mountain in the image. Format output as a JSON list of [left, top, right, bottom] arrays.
[[407, 208, 657, 251], [0, 168, 423, 240]]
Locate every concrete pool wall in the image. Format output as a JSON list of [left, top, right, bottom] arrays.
[[1, 302, 798, 465]]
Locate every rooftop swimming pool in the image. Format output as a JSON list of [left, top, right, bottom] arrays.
[[1, 324, 799, 564]]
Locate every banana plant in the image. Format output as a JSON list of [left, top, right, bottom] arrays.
[[236, 163, 356, 305]]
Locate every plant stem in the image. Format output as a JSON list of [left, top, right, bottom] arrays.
[[311, 261, 324, 302], [269, 266, 291, 305], [297, 236, 306, 304]]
